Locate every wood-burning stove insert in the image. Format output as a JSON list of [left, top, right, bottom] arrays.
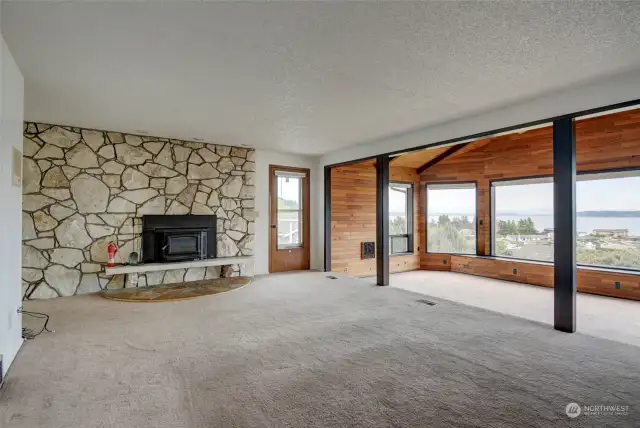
[[142, 215, 216, 263]]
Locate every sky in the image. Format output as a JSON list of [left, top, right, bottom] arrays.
[[497, 177, 640, 214], [428, 176, 640, 215], [428, 187, 476, 215], [389, 185, 408, 213], [277, 176, 301, 208]]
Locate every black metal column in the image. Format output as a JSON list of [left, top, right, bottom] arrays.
[[324, 166, 332, 272], [553, 118, 577, 333], [376, 155, 390, 286]]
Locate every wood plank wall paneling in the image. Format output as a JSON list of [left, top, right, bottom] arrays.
[[421, 253, 452, 271], [330, 162, 420, 277], [450, 255, 640, 301], [419, 108, 640, 300]]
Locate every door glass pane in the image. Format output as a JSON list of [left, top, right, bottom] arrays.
[[277, 176, 301, 210], [277, 210, 302, 247], [276, 174, 303, 248]]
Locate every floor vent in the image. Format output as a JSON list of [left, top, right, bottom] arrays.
[[326, 276, 338, 280], [416, 299, 437, 306]]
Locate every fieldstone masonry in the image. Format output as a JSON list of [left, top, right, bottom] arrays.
[[22, 123, 255, 299]]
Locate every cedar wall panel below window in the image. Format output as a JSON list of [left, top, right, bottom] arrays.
[[330, 161, 420, 277], [449, 255, 640, 301], [420, 253, 452, 271]]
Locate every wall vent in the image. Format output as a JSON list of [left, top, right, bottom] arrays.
[[361, 242, 375, 259]]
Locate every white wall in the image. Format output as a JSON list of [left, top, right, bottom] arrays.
[[313, 70, 640, 272], [0, 28, 25, 375], [253, 149, 318, 275]]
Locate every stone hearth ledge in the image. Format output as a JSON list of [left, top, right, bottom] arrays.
[[105, 256, 253, 276]]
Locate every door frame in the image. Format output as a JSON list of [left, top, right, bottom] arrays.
[[269, 164, 311, 273]]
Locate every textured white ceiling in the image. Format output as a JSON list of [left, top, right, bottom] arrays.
[[3, 1, 640, 154]]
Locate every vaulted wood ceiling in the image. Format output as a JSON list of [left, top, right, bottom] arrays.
[[390, 146, 452, 169]]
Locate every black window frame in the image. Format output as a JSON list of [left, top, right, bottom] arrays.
[[425, 181, 478, 255], [389, 181, 414, 256], [489, 168, 640, 273], [490, 175, 555, 262]]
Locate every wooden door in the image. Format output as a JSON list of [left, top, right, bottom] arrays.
[[269, 165, 310, 273]]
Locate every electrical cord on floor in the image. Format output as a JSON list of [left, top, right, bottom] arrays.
[[21, 310, 54, 340]]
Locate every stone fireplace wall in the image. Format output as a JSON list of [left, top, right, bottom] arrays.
[[21, 123, 255, 299]]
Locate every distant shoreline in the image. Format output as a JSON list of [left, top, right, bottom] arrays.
[[424, 212, 640, 218], [577, 211, 640, 218]]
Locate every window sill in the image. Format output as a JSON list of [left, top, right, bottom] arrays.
[[390, 252, 415, 257]]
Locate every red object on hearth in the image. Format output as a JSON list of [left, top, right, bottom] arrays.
[[107, 242, 118, 268]]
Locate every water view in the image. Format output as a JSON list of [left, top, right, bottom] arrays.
[[426, 213, 640, 269]]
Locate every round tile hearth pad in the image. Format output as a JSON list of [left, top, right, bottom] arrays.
[[99, 277, 251, 302]]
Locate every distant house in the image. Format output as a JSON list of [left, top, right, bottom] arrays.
[[583, 242, 596, 250], [592, 229, 629, 238], [505, 234, 548, 243]]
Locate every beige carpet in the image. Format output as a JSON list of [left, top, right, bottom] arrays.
[[1, 272, 639, 427], [376, 270, 640, 347]]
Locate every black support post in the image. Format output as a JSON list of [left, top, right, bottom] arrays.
[[376, 155, 390, 286], [324, 166, 332, 272], [553, 118, 577, 333]]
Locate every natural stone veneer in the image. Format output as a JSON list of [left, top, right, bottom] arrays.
[[22, 123, 255, 299]]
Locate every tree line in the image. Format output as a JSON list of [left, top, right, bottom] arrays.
[[497, 217, 538, 236], [429, 214, 473, 229]]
